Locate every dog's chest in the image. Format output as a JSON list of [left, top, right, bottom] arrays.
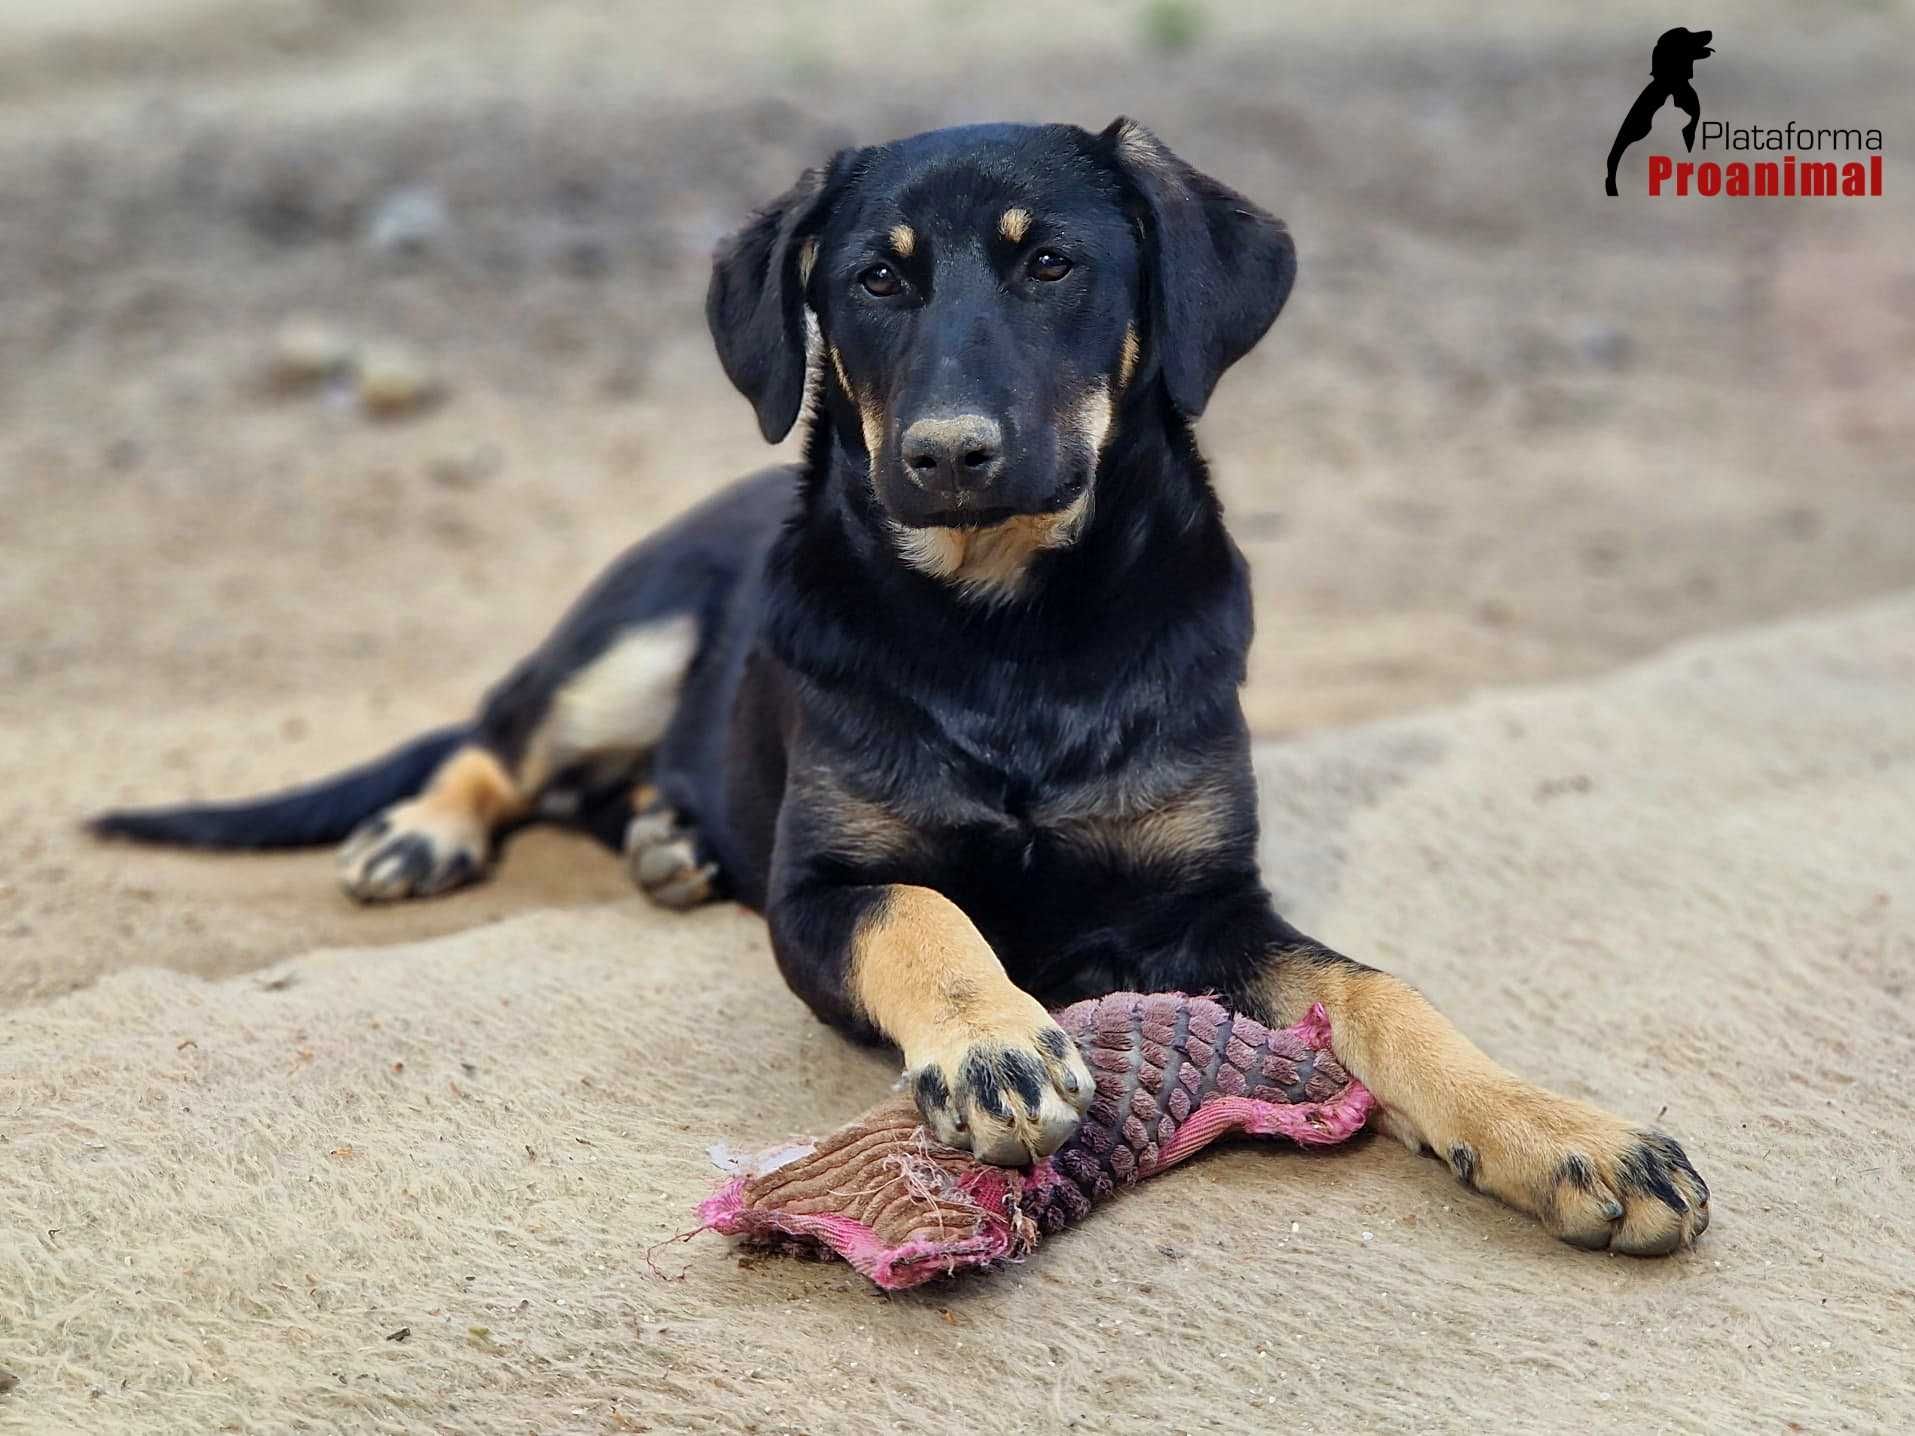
[[905, 745, 1248, 890]]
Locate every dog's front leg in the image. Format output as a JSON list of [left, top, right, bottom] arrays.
[[1212, 901, 1710, 1255], [768, 881, 1093, 1165]]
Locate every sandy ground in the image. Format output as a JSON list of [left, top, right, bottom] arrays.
[[1, 1, 1912, 1429]]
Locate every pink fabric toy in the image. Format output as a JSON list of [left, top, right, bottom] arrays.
[[696, 993, 1374, 1290]]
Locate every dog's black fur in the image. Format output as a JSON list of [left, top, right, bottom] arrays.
[[96, 121, 1710, 1252]]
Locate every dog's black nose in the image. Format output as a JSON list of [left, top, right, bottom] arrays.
[[900, 415, 1004, 493]]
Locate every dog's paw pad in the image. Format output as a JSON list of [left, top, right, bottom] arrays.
[[908, 1015, 1094, 1167], [1549, 1130, 1709, 1256], [1463, 1102, 1710, 1257], [336, 801, 487, 903], [622, 805, 721, 910]]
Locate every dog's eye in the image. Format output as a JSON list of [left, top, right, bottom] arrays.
[[1029, 251, 1073, 282], [859, 264, 902, 298]]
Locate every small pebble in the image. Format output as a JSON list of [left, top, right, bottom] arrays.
[[270, 316, 355, 387], [426, 445, 501, 489], [365, 186, 451, 258], [357, 344, 440, 418], [0, 1367, 17, 1393]]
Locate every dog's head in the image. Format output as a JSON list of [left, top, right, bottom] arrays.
[[708, 121, 1294, 581], [1650, 28, 1714, 80]]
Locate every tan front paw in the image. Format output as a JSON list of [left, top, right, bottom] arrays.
[[1448, 1096, 1710, 1256], [906, 1005, 1094, 1167], [336, 800, 487, 902]]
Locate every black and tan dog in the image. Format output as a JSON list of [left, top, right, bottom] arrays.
[[97, 120, 1708, 1254]]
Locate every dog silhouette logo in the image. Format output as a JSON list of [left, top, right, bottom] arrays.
[[1606, 28, 1715, 196]]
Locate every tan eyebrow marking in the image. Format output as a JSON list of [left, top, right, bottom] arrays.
[[1117, 325, 1141, 388], [798, 238, 818, 285], [888, 224, 916, 257], [998, 207, 1032, 244]]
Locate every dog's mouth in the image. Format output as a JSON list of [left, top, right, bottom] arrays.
[[906, 490, 1088, 532], [907, 506, 1020, 530], [892, 468, 1093, 532]]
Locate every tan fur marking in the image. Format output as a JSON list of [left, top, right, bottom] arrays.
[[1118, 325, 1141, 389], [1075, 386, 1115, 458], [852, 885, 1096, 1163], [858, 401, 886, 464], [849, 886, 1035, 1056], [795, 769, 922, 865], [1261, 960, 1706, 1249], [1262, 961, 1514, 1156], [888, 223, 916, 258], [890, 523, 966, 580], [336, 748, 513, 901], [518, 616, 698, 793], [998, 207, 1033, 244], [889, 489, 1093, 603], [829, 345, 855, 399], [829, 347, 886, 461], [797, 237, 818, 286], [420, 746, 524, 829], [1051, 776, 1240, 874]]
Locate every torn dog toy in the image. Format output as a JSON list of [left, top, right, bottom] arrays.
[[695, 993, 1374, 1290]]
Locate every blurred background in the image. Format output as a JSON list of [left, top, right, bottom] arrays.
[[2, 1, 1910, 1000]]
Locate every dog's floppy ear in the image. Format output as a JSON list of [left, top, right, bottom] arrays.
[[1098, 118, 1296, 419], [707, 156, 847, 443]]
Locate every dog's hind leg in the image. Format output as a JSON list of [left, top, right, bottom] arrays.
[[336, 743, 525, 901], [332, 469, 789, 904], [338, 613, 702, 903]]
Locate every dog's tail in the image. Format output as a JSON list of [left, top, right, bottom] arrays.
[[88, 724, 470, 850]]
